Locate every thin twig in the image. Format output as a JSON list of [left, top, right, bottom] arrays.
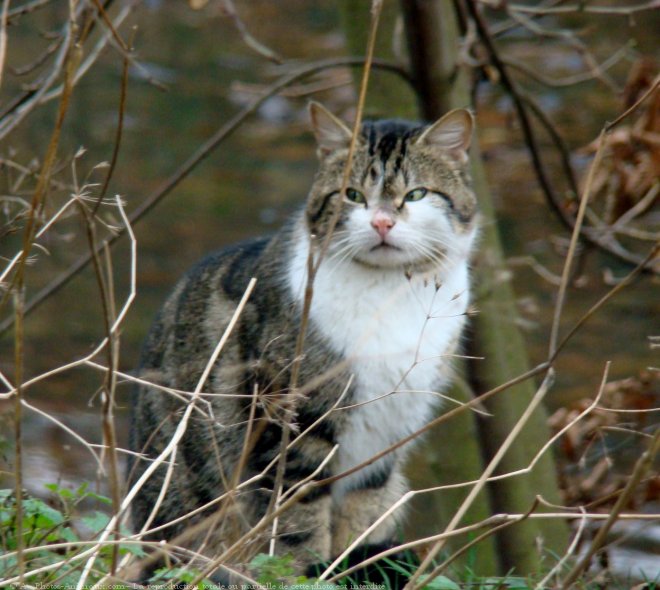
[[503, 44, 629, 89], [0, 0, 10, 91], [1, 198, 138, 406], [548, 129, 607, 357], [561, 429, 660, 587], [323, 509, 660, 584], [535, 507, 589, 590], [94, 24, 132, 214], [404, 371, 555, 590], [551, 243, 659, 361], [89, 0, 129, 52], [81, 277, 257, 590], [76, 184, 123, 574], [0, 34, 80, 314], [605, 73, 660, 132], [0, 8, 76, 138], [423, 498, 540, 583], [219, 0, 282, 64], [4, 509, 656, 588], [19, 399, 103, 472], [466, 0, 653, 269], [9, 36, 63, 76], [40, 2, 141, 104], [6, 23, 79, 584], [504, 6, 618, 91], [7, 0, 52, 20], [505, 1, 660, 15], [518, 89, 580, 197], [12, 274, 25, 585]]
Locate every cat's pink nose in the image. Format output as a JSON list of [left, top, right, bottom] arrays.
[[371, 211, 395, 238]]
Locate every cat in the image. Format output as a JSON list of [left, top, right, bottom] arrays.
[[127, 102, 478, 584]]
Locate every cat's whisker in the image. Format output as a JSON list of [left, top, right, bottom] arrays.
[[326, 238, 357, 261], [328, 236, 354, 251], [408, 241, 450, 272], [324, 244, 361, 278]]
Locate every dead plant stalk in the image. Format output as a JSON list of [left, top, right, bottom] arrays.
[[265, 0, 384, 555], [81, 277, 257, 590]]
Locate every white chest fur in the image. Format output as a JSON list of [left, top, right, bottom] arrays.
[[287, 234, 471, 497]]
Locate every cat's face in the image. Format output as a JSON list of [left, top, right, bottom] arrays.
[[306, 103, 478, 272]]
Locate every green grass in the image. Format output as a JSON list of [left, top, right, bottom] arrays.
[[1, 486, 657, 589]]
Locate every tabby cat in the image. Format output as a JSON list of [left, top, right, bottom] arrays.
[[128, 102, 478, 583]]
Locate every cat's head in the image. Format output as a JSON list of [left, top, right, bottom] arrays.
[[305, 102, 478, 273]]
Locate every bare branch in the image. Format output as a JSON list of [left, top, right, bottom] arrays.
[[219, 0, 282, 64], [0, 56, 412, 336], [562, 429, 660, 586], [501, 1, 660, 16]]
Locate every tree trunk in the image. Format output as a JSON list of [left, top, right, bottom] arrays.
[[401, 0, 569, 575]]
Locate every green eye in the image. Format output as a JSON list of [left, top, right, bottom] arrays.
[[405, 188, 427, 202], [345, 188, 366, 204]]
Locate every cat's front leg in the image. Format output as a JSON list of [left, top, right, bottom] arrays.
[[247, 424, 336, 570], [273, 490, 333, 567], [307, 465, 416, 588], [331, 463, 407, 554]]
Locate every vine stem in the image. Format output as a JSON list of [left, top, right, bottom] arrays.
[[8, 19, 79, 585]]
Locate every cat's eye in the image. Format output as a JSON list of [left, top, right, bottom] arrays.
[[404, 188, 427, 202], [345, 188, 366, 204]]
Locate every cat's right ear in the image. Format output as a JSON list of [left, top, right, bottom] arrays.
[[309, 101, 352, 157], [415, 108, 474, 163]]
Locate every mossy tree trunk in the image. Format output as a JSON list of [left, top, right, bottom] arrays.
[[340, 0, 569, 576]]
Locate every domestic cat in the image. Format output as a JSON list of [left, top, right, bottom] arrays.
[[127, 102, 478, 583]]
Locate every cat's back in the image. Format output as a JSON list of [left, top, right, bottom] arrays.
[[138, 231, 292, 388]]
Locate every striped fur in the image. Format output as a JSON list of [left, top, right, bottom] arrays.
[[128, 103, 478, 581]]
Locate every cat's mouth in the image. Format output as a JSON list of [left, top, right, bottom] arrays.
[[355, 241, 420, 269], [370, 242, 401, 251]]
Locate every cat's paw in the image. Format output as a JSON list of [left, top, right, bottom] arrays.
[[306, 543, 419, 590]]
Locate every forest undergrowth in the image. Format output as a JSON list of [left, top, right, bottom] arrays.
[[0, 1, 658, 589]]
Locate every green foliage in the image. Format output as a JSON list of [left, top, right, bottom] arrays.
[[245, 549, 646, 590], [150, 565, 216, 588], [247, 551, 467, 590], [0, 484, 139, 588], [250, 552, 295, 583], [0, 487, 647, 589], [1, 486, 82, 585], [249, 553, 319, 587], [248, 553, 340, 589], [45, 481, 113, 506], [418, 574, 462, 589]]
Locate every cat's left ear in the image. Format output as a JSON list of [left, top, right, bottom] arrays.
[[415, 109, 474, 162]]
